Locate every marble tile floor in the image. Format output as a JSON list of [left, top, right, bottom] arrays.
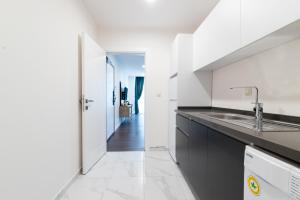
[[58, 151, 196, 200]]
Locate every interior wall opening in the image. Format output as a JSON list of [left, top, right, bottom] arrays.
[[106, 52, 146, 151]]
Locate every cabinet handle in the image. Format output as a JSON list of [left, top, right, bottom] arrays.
[[177, 127, 190, 137]]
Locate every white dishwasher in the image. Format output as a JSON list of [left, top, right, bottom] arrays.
[[244, 146, 300, 200]]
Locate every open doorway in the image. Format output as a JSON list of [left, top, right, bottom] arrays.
[[106, 52, 145, 151]]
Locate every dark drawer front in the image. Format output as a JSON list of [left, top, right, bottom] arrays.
[[176, 128, 190, 178], [176, 114, 191, 134]]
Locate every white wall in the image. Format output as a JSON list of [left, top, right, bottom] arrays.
[[99, 29, 177, 150], [117, 62, 145, 89], [0, 0, 98, 199], [212, 38, 300, 116]]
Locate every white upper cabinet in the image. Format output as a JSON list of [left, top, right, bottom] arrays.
[[241, 0, 300, 46], [193, 0, 241, 71], [193, 0, 300, 71]]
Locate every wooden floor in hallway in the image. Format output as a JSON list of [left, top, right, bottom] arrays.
[[107, 114, 145, 151]]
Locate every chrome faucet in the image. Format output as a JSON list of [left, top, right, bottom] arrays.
[[230, 86, 263, 132]]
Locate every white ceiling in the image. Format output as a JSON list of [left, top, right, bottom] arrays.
[[108, 53, 145, 69], [83, 0, 219, 32]]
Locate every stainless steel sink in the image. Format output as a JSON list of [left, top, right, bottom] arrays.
[[231, 118, 300, 132], [204, 113, 252, 121], [202, 112, 300, 132]]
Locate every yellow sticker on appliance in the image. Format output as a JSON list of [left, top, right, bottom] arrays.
[[248, 176, 261, 196]]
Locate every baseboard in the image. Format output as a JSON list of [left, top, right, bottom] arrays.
[[53, 169, 81, 200], [107, 132, 115, 141], [148, 146, 168, 151]]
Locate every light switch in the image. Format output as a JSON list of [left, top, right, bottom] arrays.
[[244, 88, 252, 96]]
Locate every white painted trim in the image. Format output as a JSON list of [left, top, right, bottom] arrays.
[[53, 169, 80, 200]]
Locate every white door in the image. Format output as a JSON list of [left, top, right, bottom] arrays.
[[81, 33, 106, 175], [106, 62, 115, 140]]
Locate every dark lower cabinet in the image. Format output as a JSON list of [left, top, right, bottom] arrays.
[[189, 121, 208, 200], [176, 114, 245, 200], [176, 128, 190, 177], [206, 129, 245, 200]]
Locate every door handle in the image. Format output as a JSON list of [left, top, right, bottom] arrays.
[[84, 99, 94, 111], [81, 96, 95, 112], [85, 99, 95, 103]]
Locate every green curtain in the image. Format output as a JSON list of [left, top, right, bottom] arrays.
[[135, 77, 144, 114]]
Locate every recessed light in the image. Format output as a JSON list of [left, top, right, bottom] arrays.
[[142, 65, 145, 68]]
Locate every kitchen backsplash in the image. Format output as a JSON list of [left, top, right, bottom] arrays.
[[212, 37, 300, 117]]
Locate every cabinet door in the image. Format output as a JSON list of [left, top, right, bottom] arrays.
[[193, 0, 241, 70], [207, 129, 245, 200], [176, 114, 191, 135], [176, 128, 189, 177], [241, 0, 300, 46], [189, 121, 208, 200]]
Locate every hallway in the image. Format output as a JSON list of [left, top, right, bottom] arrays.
[[58, 151, 195, 200], [107, 114, 145, 151]]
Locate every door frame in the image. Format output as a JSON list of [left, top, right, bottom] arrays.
[[106, 49, 148, 151], [106, 58, 116, 141]]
